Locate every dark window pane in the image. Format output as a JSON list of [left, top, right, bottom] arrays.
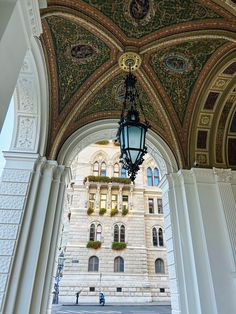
[[114, 257, 124, 272], [120, 225, 125, 243], [147, 167, 153, 186], [114, 224, 119, 242], [88, 256, 99, 272], [157, 199, 163, 214], [158, 228, 164, 247], [154, 168, 159, 186], [149, 198, 154, 214], [153, 228, 158, 246], [90, 224, 95, 241], [155, 258, 165, 274]]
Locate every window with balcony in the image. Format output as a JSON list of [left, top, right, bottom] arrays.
[[147, 167, 153, 186], [113, 224, 125, 242], [154, 167, 160, 186], [122, 195, 128, 210], [111, 194, 118, 209], [101, 162, 106, 176], [121, 166, 126, 178], [100, 194, 107, 209], [89, 223, 102, 241], [89, 193, 95, 209], [93, 162, 99, 176]]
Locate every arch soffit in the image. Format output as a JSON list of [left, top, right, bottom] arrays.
[[11, 38, 49, 156], [40, 1, 236, 169], [190, 49, 236, 168]]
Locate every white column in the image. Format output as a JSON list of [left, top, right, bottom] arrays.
[[161, 168, 236, 314], [0, 0, 42, 131], [0, 152, 69, 314]]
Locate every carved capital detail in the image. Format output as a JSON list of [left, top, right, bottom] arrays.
[[213, 167, 232, 183]]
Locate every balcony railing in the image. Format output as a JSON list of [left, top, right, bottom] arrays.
[[84, 176, 131, 185]]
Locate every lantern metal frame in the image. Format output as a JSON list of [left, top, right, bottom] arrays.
[[117, 60, 150, 182]]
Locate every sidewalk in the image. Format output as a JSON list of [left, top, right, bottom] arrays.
[[60, 301, 171, 306]]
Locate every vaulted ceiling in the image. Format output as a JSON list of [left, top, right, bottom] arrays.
[[40, 0, 236, 169]]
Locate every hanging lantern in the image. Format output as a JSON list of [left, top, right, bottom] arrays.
[[117, 53, 150, 182]]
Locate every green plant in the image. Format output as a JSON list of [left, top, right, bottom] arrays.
[[99, 208, 106, 215], [95, 140, 109, 145], [111, 177, 131, 184], [110, 208, 118, 217], [87, 240, 101, 249], [87, 207, 94, 215], [122, 207, 129, 216], [84, 176, 111, 184], [112, 242, 127, 250]]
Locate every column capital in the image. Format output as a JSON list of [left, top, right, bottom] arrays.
[[213, 167, 232, 183]]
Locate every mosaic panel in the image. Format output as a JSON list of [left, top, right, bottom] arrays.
[[150, 39, 226, 124], [82, 0, 222, 39], [45, 15, 111, 113], [75, 74, 164, 129]]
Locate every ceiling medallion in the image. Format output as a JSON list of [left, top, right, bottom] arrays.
[[66, 41, 98, 64], [118, 52, 142, 72], [161, 53, 193, 75], [124, 0, 155, 26]]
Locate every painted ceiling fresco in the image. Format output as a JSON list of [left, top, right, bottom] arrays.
[[82, 0, 222, 38], [41, 0, 236, 169]]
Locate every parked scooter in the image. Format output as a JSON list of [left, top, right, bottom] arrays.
[[99, 292, 105, 305]]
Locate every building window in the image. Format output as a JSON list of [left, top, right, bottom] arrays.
[[157, 199, 163, 214], [114, 256, 124, 272], [160, 288, 165, 293], [114, 163, 119, 177], [155, 258, 165, 274], [158, 228, 164, 247], [88, 256, 99, 272], [89, 223, 102, 241], [100, 194, 107, 209], [114, 224, 125, 242], [89, 193, 95, 209], [154, 167, 160, 186], [114, 224, 119, 242], [121, 166, 126, 178], [93, 162, 99, 176], [152, 227, 158, 246], [116, 287, 122, 292], [147, 167, 153, 186], [148, 198, 154, 214], [89, 224, 96, 241], [89, 287, 95, 292], [96, 224, 102, 241], [111, 194, 118, 210], [101, 162, 106, 176], [122, 195, 128, 210]]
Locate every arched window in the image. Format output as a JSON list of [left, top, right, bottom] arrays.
[[90, 223, 102, 241], [96, 224, 102, 241], [114, 224, 119, 242], [101, 162, 106, 176], [152, 227, 158, 246], [155, 258, 165, 274], [154, 168, 160, 186], [93, 162, 99, 176], [158, 228, 164, 247], [114, 163, 119, 177], [89, 224, 95, 241], [120, 225, 125, 243], [147, 167, 153, 186], [121, 166, 126, 178], [114, 256, 124, 272], [114, 224, 125, 242], [88, 256, 99, 272]]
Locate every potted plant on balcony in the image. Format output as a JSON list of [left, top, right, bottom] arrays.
[[87, 240, 102, 249], [112, 242, 127, 250], [110, 207, 118, 217], [122, 206, 129, 216], [99, 208, 106, 216], [87, 207, 94, 215]]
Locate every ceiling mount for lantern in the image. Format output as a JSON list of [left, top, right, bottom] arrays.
[[117, 52, 150, 182]]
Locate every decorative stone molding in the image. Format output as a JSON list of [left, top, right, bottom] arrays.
[[213, 167, 232, 183], [15, 116, 37, 150], [25, 0, 42, 37]]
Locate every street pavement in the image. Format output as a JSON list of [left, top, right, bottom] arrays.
[[52, 304, 172, 314]]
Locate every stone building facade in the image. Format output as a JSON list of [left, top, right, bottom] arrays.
[[59, 142, 170, 303]]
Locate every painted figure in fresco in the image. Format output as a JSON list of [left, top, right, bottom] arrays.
[[130, 0, 150, 20], [71, 44, 94, 59], [165, 55, 188, 73]]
